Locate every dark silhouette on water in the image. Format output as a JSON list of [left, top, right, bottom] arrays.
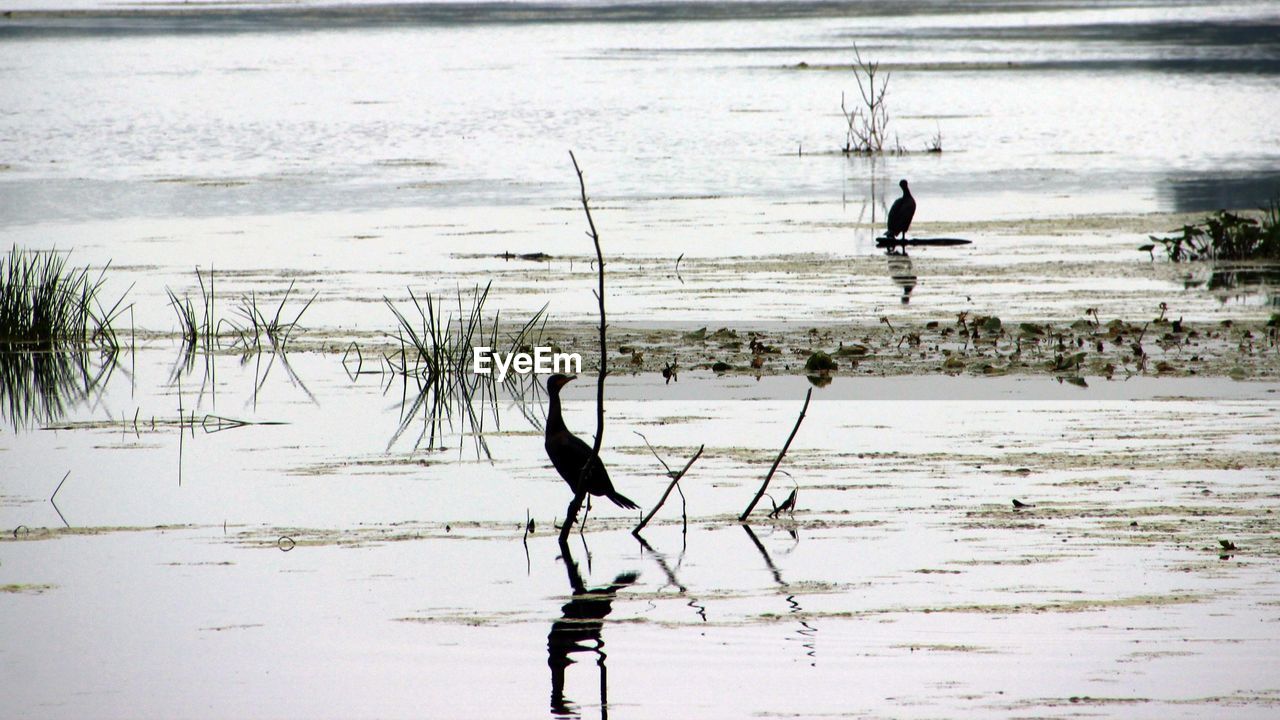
[[885, 178, 916, 251], [544, 373, 638, 510], [548, 536, 637, 718], [886, 253, 917, 303]]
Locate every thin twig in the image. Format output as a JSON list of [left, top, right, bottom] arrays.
[[634, 430, 673, 475], [634, 445, 704, 536], [561, 150, 608, 543], [740, 388, 813, 522]]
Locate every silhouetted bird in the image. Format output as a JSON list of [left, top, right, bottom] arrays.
[[886, 179, 916, 245], [544, 374, 639, 510]]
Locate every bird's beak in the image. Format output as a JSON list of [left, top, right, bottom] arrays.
[[564, 375, 577, 383]]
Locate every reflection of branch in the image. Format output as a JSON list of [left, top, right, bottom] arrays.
[[50, 471, 71, 528], [741, 524, 785, 587], [634, 533, 686, 593], [634, 445, 704, 535], [740, 388, 813, 521]]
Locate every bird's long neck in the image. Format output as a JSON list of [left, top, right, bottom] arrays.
[[546, 387, 568, 435]]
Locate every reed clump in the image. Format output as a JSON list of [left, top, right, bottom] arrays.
[[0, 247, 127, 350], [384, 281, 546, 382], [384, 281, 548, 455], [227, 280, 316, 354], [166, 268, 316, 359]]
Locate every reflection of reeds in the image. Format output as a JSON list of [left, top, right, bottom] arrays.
[[0, 346, 118, 430], [383, 282, 547, 456], [0, 247, 128, 350]]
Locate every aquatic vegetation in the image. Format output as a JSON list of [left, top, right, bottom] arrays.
[[228, 280, 317, 354], [384, 280, 546, 383], [1146, 199, 1280, 261], [841, 45, 891, 155], [0, 247, 127, 350], [384, 281, 548, 456], [164, 267, 216, 352], [165, 268, 315, 355], [0, 249, 127, 429], [926, 123, 943, 153]]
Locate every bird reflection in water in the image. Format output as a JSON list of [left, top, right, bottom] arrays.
[[886, 253, 917, 304], [548, 537, 637, 718]]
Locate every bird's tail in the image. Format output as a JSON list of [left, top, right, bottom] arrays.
[[607, 490, 639, 511]]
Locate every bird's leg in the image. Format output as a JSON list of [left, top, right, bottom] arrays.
[[558, 489, 587, 544], [579, 496, 592, 536]]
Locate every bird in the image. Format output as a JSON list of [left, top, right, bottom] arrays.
[[543, 374, 638, 510], [885, 179, 916, 248]]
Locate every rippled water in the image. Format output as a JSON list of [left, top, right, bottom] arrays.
[[2, 0, 1279, 228]]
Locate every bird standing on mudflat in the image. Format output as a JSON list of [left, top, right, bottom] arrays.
[[543, 374, 638, 510], [885, 179, 916, 248]]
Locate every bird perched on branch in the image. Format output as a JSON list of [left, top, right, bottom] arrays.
[[544, 374, 638, 510], [885, 179, 916, 249]]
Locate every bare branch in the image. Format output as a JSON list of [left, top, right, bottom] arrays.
[[634, 445, 704, 536], [560, 151, 609, 543], [740, 388, 813, 522]]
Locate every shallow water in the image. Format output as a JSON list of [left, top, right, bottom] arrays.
[[4, 1, 1280, 717], [4, 349, 1280, 717], [3, 0, 1279, 225]]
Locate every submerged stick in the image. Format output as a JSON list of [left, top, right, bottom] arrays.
[[739, 388, 813, 522], [561, 150, 608, 544], [633, 445, 704, 536]]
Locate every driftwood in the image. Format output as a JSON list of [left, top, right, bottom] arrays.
[[740, 388, 813, 522], [633, 445, 705, 536], [876, 237, 972, 247]]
